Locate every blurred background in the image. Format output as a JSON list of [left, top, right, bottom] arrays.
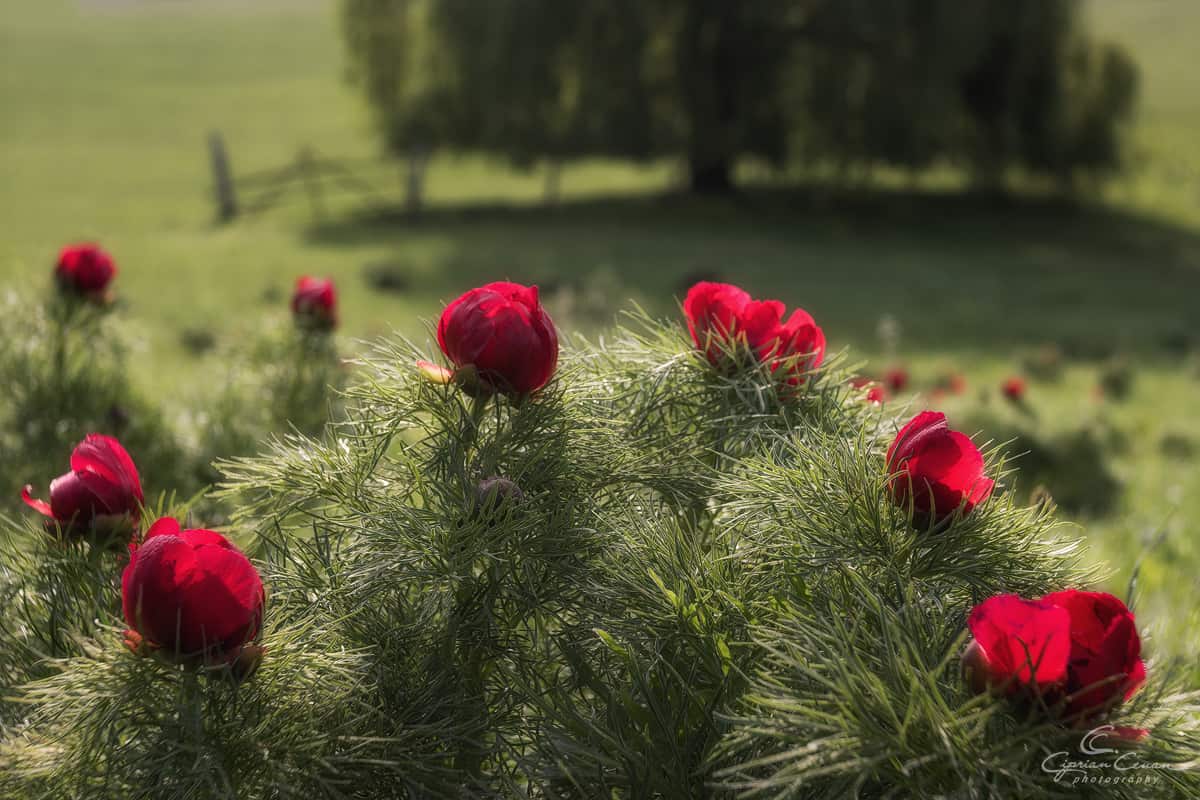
[[1, 0, 1197, 656]]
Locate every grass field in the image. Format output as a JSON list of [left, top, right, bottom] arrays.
[[1, 0, 1198, 657]]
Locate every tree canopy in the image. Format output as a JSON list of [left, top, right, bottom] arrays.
[[342, 0, 1137, 193]]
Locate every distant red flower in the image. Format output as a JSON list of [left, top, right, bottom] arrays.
[[122, 517, 265, 662], [965, 594, 1072, 695], [849, 376, 887, 405], [1111, 726, 1150, 743], [884, 367, 909, 393], [948, 373, 968, 395], [55, 243, 116, 300], [1040, 589, 1145, 718], [291, 276, 337, 330], [886, 411, 994, 527], [683, 281, 825, 383], [21, 434, 143, 536], [437, 281, 558, 395], [1002, 376, 1027, 402]]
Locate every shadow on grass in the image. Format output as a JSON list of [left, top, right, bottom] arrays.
[[304, 184, 1200, 358]]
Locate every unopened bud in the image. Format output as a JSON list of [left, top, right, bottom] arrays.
[[961, 639, 994, 696], [416, 359, 454, 385], [471, 476, 525, 521]]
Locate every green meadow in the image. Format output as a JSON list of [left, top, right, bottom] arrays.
[[1, 0, 1198, 656]]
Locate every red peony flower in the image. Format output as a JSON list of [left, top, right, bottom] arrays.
[[1002, 376, 1027, 402], [1040, 589, 1145, 717], [291, 276, 338, 330], [964, 589, 1147, 725], [55, 243, 116, 299], [884, 367, 909, 393], [965, 594, 1072, 695], [122, 517, 265, 660], [683, 282, 825, 383], [886, 411, 995, 527], [437, 281, 559, 395], [21, 434, 144, 536]]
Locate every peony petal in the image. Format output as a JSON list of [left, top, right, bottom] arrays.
[[439, 288, 506, 365], [144, 516, 182, 540], [965, 477, 996, 510], [48, 472, 102, 524], [968, 594, 1071, 689], [1041, 590, 1134, 655], [473, 303, 545, 392], [20, 485, 54, 518], [739, 299, 786, 356], [1041, 589, 1144, 715], [482, 280, 539, 310], [1124, 658, 1146, 701], [683, 282, 751, 355], [71, 434, 144, 511], [937, 432, 988, 493], [886, 411, 947, 470]]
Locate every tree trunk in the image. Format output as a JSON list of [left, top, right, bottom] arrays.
[[680, 0, 739, 196], [405, 143, 429, 216], [687, 156, 734, 194], [543, 159, 562, 206]]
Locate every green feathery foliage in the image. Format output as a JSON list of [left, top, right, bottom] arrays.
[[0, 291, 201, 511], [2, 306, 1197, 798], [193, 320, 346, 490]]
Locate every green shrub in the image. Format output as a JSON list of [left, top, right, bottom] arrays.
[[1, 308, 1195, 798]]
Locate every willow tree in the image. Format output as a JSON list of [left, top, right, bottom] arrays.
[[342, 0, 1138, 196]]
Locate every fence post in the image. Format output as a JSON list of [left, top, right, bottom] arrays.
[[543, 159, 562, 206], [208, 131, 238, 223], [405, 143, 429, 216], [298, 147, 326, 224]]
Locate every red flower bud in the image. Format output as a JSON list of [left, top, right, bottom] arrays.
[[884, 367, 909, 393], [437, 281, 559, 395], [683, 282, 825, 384], [1039, 589, 1145, 718], [965, 594, 1072, 696], [471, 476, 526, 521], [291, 276, 337, 331], [55, 243, 116, 299], [1002, 376, 1027, 403], [122, 517, 265, 661], [886, 411, 994, 527], [21, 434, 144, 536]]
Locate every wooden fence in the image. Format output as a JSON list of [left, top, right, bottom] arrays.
[[208, 132, 395, 224]]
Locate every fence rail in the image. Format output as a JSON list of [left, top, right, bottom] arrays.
[[208, 132, 395, 224]]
